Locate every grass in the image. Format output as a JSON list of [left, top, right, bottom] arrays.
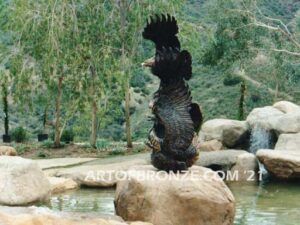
[[3, 140, 149, 159]]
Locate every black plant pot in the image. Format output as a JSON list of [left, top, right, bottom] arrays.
[[38, 134, 49, 142], [2, 134, 11, 143]]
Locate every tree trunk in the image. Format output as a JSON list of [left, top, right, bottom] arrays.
[[120, 0, 133, 148], [43, 105, 48, 134], [90, 66, 98, 148], [54, 76, 63, 147], [91, 99, 97, 148], [2, 85, 9, 135], [125, 80, 132, 148], [238, 82, 246, 120]]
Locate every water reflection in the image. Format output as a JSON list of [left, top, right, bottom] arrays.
[[229, 180, 300, 225], [44, 188, 115, 215], [43, 182, 300, 225]]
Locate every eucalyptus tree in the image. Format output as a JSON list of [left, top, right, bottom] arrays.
[[0, 70, 11, 142], [4, 0, 87, 147], [113, 0, 184, 148], [71, 0, 123, 147], [201, 0, 299, 103]]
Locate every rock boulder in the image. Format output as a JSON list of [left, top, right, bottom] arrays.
[[200, 119, 249, 148], [0, 146, 17, 156], [247, 103, 300, 133], [257, 150, 300, 179], [275, 133, 300, 151], [115, 165, 235, 225], [0, 156, 51, 206], [196, 150, 258, 181], [196, 139, 224, 151], [0, 206, 151, 225], [273, 101, 300, 114], [51, 159, 149, 187], [48, 177, 79, 194]]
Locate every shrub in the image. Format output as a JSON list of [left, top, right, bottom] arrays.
[[61, 129, 75, 143], [96, 139, 109, 149], [41, 140, 65, 148], [11, 127, 27, 143], [223, 74, 243, 86], [15, 144, 30, 155], [41, 140, 55, 148], [251, 93, 261, 102], [109, 147, 125, 156], [100, 124, 124, 141], [36, 150, 48, 158]]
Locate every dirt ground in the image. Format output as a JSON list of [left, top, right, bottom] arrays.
[[1, 141, 149, 159]]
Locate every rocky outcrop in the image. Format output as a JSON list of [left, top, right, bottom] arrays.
[[197, 150, 258, 181], [0, 206, 152, 225], [50, 159, 149, 187], [273, 101, 300, 114], [0, 146, 17, 156], [196, 139, 224, 151], [246, 106, 284, 130], [200, 119, 249, 148], [35, 157, 97, 170], [257, 132, 300, 179], [257, 150, 300, 179], [275, 133, 300, 151], [0, 156, 51, 205], [48, 177, 78, 194], [115, 165, 235, 225], [247, 103, 300, 134]]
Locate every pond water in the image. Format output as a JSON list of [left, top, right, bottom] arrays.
[[43, 181, 300, 225], [44, 188, 115, 214], [229, 180, 300, 225]]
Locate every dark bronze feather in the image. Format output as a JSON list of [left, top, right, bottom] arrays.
[[143, 14, 202, 172]]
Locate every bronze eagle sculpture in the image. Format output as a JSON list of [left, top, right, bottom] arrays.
[[142, 14, 203, 172]]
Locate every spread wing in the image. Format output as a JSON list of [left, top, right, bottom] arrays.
[[142, 14, 180, 51], [189, 103, 203, 133], [152, 47, 192, 81], [154, 81, 194, 151]]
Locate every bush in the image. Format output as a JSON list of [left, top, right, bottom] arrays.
[[41, 140, 65, 148], [223, 74, 243, 86], [96, 139, 109, 149], [41, 140, 55, 148], [251, 93, 261, 102], [61, 129, 75, 143], [36, 150, 48, 158], [11, 127, 27, 143], [99, 124, 124, 141], [15, 144, 30, 155], [109, 147, 125, 156], [130, 70, 150, 88]]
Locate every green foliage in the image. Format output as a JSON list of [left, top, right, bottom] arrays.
[[100, 124, 124, 141], [11, 126, 27, 143], [61, 129, 75, 144], [41, 140, 55, 148], [41, 140, 65, 148], [96, 139, 109, 150], [36, 150, 48, 158], [108, 147, 125, 156], [223, 74, 243, 86], [14, 144, 30, 155], [1, 0, 300, 143]]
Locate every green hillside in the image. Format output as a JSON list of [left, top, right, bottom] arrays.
[[1, 0, 300, 143]]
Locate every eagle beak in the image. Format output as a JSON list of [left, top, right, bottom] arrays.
[[141, 57, 155, 67]]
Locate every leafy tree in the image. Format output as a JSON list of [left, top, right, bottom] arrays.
[[112, 0, 184, 148]]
